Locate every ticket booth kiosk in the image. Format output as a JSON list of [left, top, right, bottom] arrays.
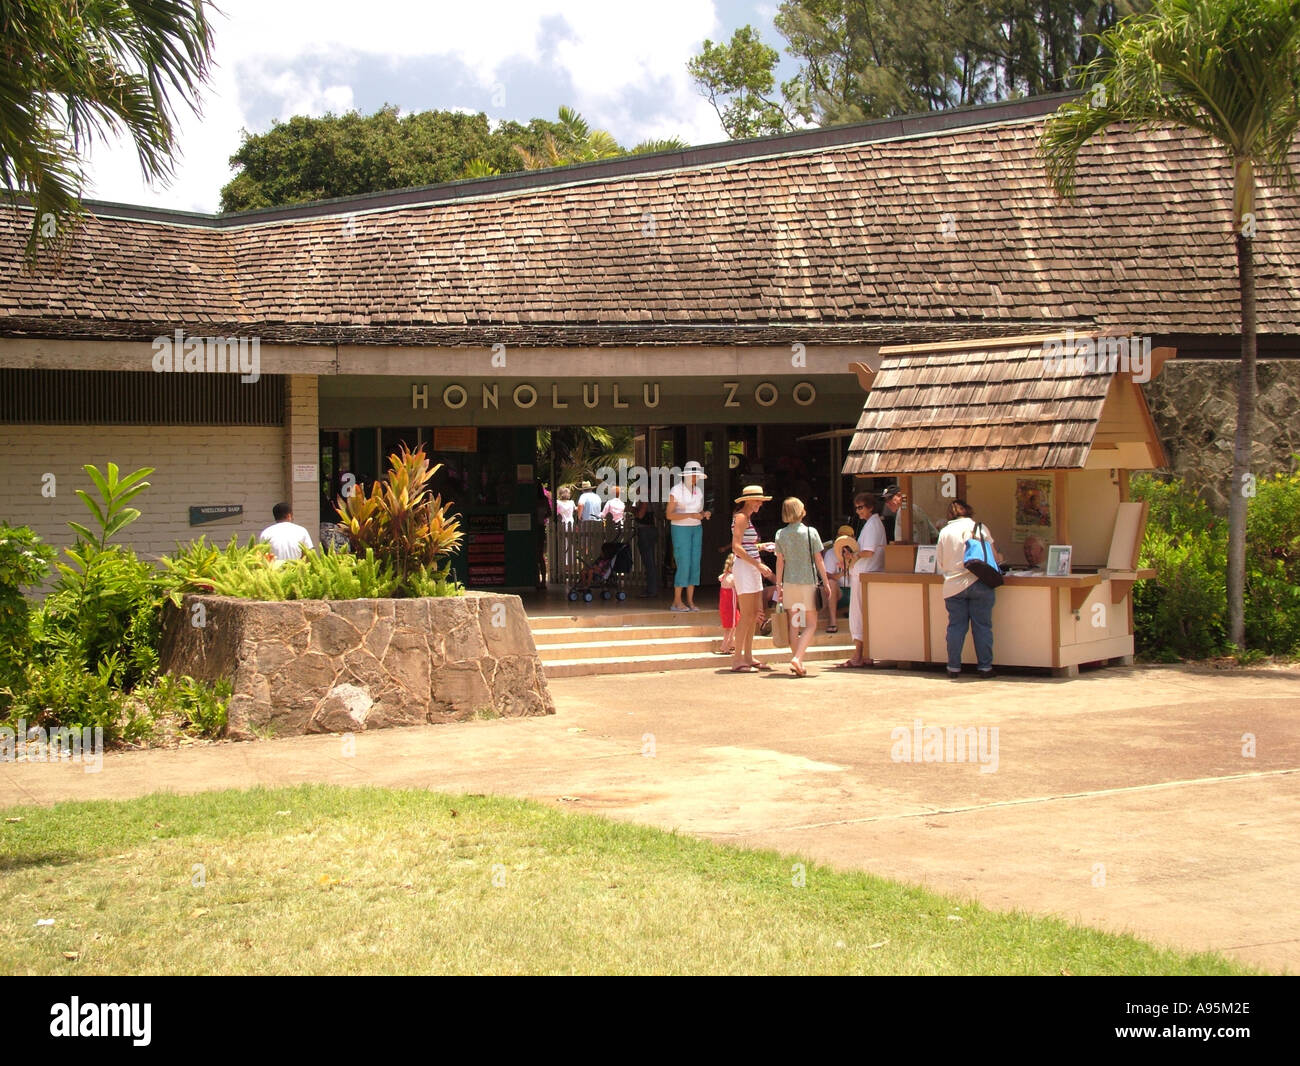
[[843, 335, 1169, 676]]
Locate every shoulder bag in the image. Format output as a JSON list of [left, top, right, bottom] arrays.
[[963, 522, 1005, 588]]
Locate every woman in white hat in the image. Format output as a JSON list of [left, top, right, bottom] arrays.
[[666, 460, 713, 611], [730, 485, 775, 672]]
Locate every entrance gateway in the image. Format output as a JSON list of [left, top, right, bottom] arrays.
[[318, 370, 869, 590]]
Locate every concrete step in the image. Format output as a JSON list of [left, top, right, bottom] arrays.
[[535, 629, 850, 660], [531, 624, 718, 646], [542, 642, 857, 678], [528, 608, 706, 630]]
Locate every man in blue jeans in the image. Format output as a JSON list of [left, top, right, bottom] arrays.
[[934, 498, 1003, 678]]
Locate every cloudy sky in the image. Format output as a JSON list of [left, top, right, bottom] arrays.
[[82, 0, 797, 213]]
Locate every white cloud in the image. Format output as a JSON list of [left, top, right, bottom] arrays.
[[80, 0, 731, 212]]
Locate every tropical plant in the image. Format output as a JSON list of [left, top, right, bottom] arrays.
[[335, 444, 463, 592], [1, 0, 216, 256], [34, 464, 160, 687], [1040, 0, 1300, 651]]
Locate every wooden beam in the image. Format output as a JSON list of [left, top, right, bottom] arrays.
[[899, 474, 913, 541], [849, 361, 876, 391], [1148, 346, 1177, 381]]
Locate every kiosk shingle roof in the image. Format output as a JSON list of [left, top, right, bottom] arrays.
[[844, 339, 1142, 473], [2, 98, 1299, 347]]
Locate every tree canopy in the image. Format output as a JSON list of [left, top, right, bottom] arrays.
[[689, 1, 1152, 137], [221, 105, 687, 212]]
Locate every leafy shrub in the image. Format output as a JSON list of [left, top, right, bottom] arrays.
[[335, 444, 463, 593], [1132, 461, 1300, 660], [1131, 475, 1228, 660], [6, 657, 151, 743], [1244, 462, 1300, 655], [0, 523, 56, 698]]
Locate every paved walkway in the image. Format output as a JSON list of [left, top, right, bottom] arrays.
[[2, 662, 1297, 972]]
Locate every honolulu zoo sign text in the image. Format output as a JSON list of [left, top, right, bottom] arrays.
[[410, 381, 819, 412]]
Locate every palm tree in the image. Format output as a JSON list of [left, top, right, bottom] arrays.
[[0, 0, 216, 256], [513, 107, 624, 170], [1040, 0, 1300, 651], [630, 137, 689, 154], [537, 426, 635, 489]]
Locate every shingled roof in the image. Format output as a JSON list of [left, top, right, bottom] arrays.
[[843, 335, 1169, 473], [3, 94, 1299, 348]]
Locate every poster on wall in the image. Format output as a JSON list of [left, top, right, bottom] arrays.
[[1014, 478, 1053, 543]]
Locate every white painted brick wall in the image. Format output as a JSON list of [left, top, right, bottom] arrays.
[[0, 425, 289, 561]]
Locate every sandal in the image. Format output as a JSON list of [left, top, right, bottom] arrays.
[[825, 625, 838, 633], [748, 661, 773, 671], [731, 664, 757, 673], [836, 658, 869, 669], [790, 660, 806, 678]]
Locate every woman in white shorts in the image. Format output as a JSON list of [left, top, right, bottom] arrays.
[[730, 485, 774, 672]]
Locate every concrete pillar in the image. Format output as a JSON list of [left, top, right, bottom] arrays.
[[283, 375, 320, 533]]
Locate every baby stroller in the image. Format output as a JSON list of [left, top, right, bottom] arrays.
[[568, 537, 634, 603]]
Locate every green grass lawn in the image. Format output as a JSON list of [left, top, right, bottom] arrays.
[[0, 784, 1253, 975]]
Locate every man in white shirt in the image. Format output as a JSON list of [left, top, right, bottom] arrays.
[[934, 498, 1003, 679], [261, 502, 314, 562], [577, 481, 602, 521]]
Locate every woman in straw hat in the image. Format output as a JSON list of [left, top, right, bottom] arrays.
[[730, 485, 775, 672], [666, 460, 713, 611]]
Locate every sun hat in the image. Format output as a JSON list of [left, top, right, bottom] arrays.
[[734, 485, 772, 504], [580, 480, 592, 489], [681, 460, 707, 480], [836, 524, 855, 537], [833, 533, 858, 555]]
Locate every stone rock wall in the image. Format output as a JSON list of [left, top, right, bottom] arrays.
[[158, 592, 554, 739], [1142, 359, 1300, 511]]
